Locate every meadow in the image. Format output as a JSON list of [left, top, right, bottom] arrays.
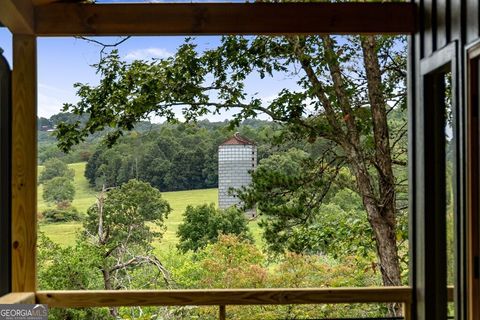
[[38, 162, 262, 251]]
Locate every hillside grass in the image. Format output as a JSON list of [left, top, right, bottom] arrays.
[[39, 162, 262, 250]]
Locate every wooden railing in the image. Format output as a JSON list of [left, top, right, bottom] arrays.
[[0, 292, 35, 304], [0, 287, 456, 320]]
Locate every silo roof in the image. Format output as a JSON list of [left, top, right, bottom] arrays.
[[221, 132, 255, 145]]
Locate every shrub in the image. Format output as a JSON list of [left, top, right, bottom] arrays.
[[42, 207, 81, 223], [177, 204, 252, 252]]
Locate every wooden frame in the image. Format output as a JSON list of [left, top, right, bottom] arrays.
[[0, 0, 420, 297], [0, 47, 12, 296], [36, 287, 413, 308], [11, 34, 37, 293], [465, 40, 480, 320], [32, 3, 416, 36], [0, 287, 449, 320], [0, 2, 445, 320], [412, 41, 459, 319], [0, 2, 416, 36], [0, 0, 34, 35], [0, 292, 35, 304]]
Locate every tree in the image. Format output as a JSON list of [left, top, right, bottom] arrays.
[[177, 204, 252, 252], [55, 35, 407, 301], [240, 148, 378, 258], [37, 234, 109, 320], [84, 179, 172, 317], [38, 180, 173, 318], [42, 176, 75, 206], [38, 157, 74, 184]]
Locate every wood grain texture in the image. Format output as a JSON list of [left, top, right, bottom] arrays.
[[36, 287, 412, 308], [12, 34, 37, 292], [0, 0, 34, 34], [0, 292, 35, 304], [403, 301, 412, 320], [34, 3, 417, 36]]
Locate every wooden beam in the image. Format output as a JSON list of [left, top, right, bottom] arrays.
[[32, 0, 83, 5], [12, 34, 37, 292], [0, 292, 35, 304], [0, 0, 34, 34], [36, 287, 412, 308], [34, 3, 417, 36]]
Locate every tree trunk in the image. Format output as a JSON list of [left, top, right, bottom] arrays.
[[359, 35, 402, 286], [360, 35, 402, 316], [102, 268, 119, 318], [347, 150, 402, 284], [368, 206, 401, 287], [366, 202, 402, 316], [318, 33, 402, 291], [347, 149, 402, 316]]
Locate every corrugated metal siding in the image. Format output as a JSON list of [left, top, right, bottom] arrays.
[[218, 144, 257, 216]]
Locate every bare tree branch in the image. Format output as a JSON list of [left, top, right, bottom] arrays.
[[76, 36, 131, 61]]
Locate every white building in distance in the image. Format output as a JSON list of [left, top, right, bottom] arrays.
[[218, 133, 257, 217]]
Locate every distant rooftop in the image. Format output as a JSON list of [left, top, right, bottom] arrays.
[[220, 132, 255, 146]]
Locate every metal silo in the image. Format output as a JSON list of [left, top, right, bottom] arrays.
[[218, 133, 257, 217]]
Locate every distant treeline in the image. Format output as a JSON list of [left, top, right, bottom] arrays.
[[37, 113, 295, 191], [38, 112, 327, 192], [84, 120, 288, 191]]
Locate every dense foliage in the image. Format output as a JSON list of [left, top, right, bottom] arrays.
[[39, 232, 387, 319], [177, 204, 252, 252], [83, 120, 285, 191], [42, 207, 80, 223], [159, 235, 386, 319], [241, 147, 378, 257], [84, 124, 220, 191], [84, 179, 171, 253], [40, 180, 172, 318]]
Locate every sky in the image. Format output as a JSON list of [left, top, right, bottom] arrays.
[[0, 0, 297, 122], [0, 31, 297, 121]]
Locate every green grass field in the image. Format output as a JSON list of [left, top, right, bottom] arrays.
[[39, 162, 262, 250]]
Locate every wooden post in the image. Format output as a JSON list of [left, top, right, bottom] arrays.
[[403, 302, 412, 320], [11, 34, 37, 292], [219, 305, 226, 320]]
